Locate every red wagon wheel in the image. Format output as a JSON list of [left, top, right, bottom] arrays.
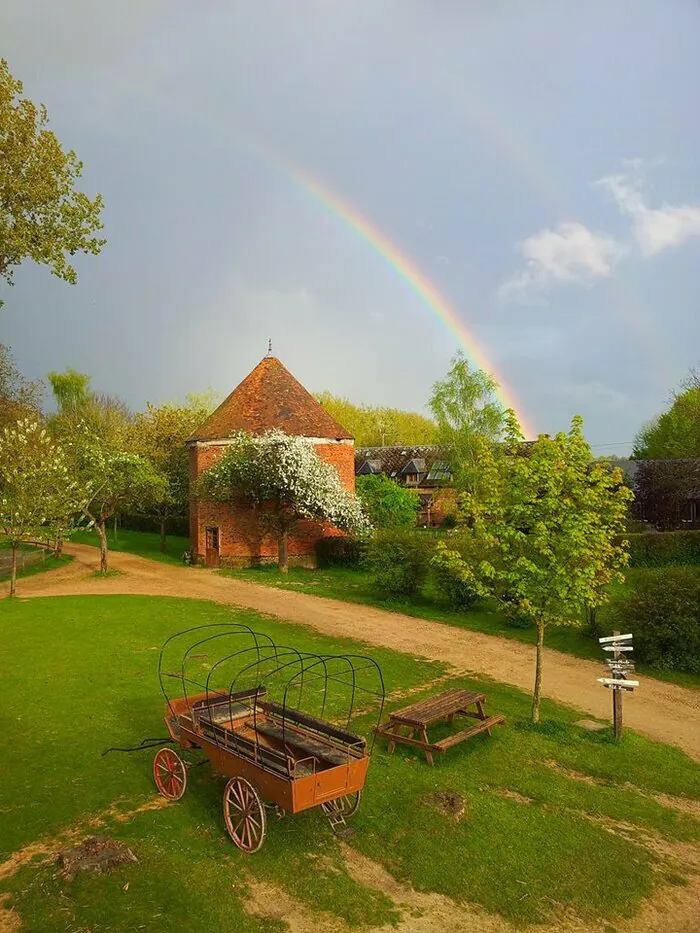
[[223, 777, 267, 853], [153, 747, 187, 800], [321, 790, 362, 819]]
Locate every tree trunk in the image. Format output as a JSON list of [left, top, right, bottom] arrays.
[[113, 515, 118, 541], [9, 543, 17, 597], [54, 523, 63, 558], [96, 520, 109, 573], [531, 619, 545, 723], [160, 516, 167, 553], [278, 529, 289, 574]]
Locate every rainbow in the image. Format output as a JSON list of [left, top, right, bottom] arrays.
[[242, 137, 536, 438]]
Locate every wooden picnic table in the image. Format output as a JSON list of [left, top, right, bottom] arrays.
[[376, 688, 504, 765]]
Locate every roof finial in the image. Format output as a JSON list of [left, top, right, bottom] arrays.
[[266, 338, 273, 357]]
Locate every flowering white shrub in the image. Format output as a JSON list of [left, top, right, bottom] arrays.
[[0, 419, 85, 594], [200, 430, 371, 569]]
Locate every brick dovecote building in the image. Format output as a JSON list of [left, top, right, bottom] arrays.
[[187, 355, 354, 567]]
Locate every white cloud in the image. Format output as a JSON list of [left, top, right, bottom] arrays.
[[596, 162, 700, 257], [497, 222, 627, 303]]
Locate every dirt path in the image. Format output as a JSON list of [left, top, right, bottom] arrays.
[[8, 543, 700, 761]]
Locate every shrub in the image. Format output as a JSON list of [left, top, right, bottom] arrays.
[[622, 530, 700, 568], [356, 474, 419, 529], [430, 533, 483, 609], [613, 568, 700, 673], [367, 530, 434, 599], [315, 535, 368, 569]]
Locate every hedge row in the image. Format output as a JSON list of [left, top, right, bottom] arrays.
[[315, 536, 368, 568], [613, 567, 700, 674], [117, 514, 190, 538], [623, 530, 700, 567]]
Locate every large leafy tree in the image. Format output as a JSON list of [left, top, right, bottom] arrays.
[[0, 419, 83, 595], [48, 368, 133, 450], [356, 474, 419, 529], [428, 351, 505, 493], [433, 414, 632, 723], [0, 59, 105, 305], [199, 430, 370, 572], [0, 344, 43, 429], [634, 380, 700, 459], [316, 392, 438, 447], [129, 399, 214, 551]]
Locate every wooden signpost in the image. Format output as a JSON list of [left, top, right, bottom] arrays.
[[597, 632, 638, 738]]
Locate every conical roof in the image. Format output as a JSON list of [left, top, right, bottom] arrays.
[[189, 356, 353, 442]]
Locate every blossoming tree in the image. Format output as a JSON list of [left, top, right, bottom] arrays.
[[199, 430, 370, 572], [433, 414, 632, 723], [0, 420, 84, 595]]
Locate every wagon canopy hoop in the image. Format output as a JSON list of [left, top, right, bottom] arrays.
[[158, 624, 386, 769]]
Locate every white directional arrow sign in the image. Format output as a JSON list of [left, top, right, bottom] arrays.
[[598, 677, 639, 689], [599, 633, 633, 644], [602, 645, 634, 652]]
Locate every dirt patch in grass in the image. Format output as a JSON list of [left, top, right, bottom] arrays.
[[0, 796, 168, 883], [57, 835, 138, 880], [244, 877, 349, 933], [422, 790, 468, 821], [491, 787, 536, 805], [0, 895, 20, 933]]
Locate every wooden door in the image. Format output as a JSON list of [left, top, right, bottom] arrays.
[[205, 526, 220, 567]]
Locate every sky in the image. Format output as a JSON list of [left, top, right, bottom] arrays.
[[2, 0, 699, 450]]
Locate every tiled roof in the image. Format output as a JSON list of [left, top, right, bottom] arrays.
[[354, 445, 450, 486], [189, 356, 353, 442]]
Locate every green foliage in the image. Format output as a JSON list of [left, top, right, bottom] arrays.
[[433, 413, 633, 721], [0, 344, 43, 429], [356, 473, 419, 529], [47, 367, 92, 411], [316, 391, 438, 446], [624, 530, 700, 567], [0, 58, 105, 304], [0, 419, 84, 594], [315, 535, 368, 568], [129, 399, 212, 547], [48, 368, 134, 450], [428, 351, 504, 492], [634, 371, 700, 458], [430, 533, 482, 609], [68, 429, 166, 572], [613, 568, 700, 673], [367, 530, 434, 598]]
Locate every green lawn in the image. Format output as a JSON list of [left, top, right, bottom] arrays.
[[70, 527, 191, 566], [220, 564, 700, 690], [1, 594, 699, 930]]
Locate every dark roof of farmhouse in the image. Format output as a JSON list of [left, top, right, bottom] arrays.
[[354, 445, 446, 477], [189, 356, 353, 442]]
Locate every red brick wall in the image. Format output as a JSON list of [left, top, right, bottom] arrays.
[[189, 440, 355, 566]]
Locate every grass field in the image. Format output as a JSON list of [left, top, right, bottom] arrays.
[[70, 527, 190, 566], [1, 594, 699, 931], [220, 564, 700, 690]]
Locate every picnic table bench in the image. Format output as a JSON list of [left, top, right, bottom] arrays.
[[376, 688, 504, 765]]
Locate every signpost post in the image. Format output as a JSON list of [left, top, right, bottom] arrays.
[[597, 631, 637, 738]]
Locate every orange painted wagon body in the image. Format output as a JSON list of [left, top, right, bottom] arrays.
[[153, 624, 384, 852]]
